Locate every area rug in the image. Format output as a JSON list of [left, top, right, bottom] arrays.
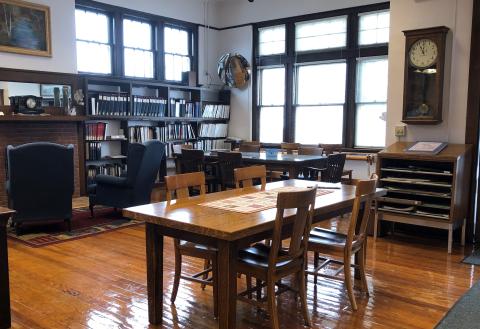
[[462, 248, 480, 265], [435, 281, 480, 328], [7, 207, 143, 248]]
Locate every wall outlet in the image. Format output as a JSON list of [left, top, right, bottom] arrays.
[[395, 125, 406, 137]]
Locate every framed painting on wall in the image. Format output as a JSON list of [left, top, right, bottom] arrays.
[[0, 0, 51, 57]]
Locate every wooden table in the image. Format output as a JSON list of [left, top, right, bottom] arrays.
[[0, 207, 14, 329], [204, 151, 327, 179], [123, 180, 385, 329]]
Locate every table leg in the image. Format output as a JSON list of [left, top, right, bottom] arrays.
[[288, 166, 299, 179], [0, 214, 11, 329], [217, 240, 237, 329], [146, 223, 164, 325]]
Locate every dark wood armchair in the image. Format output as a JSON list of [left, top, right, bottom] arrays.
[[236, 187, 317, 329], [180, 148, 219, 192], [305, 153, 347, 183], [165, 172, 219, 317], [307, 177, 377, 310]]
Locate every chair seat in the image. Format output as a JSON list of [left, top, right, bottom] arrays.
[[309, 227, 347, 248], [179, 240, 218, 253], [238, 243, 292, 269]]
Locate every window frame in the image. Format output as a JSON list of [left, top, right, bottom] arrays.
[[163, 23, 195, 83], [75, 0, 198, 85], [252, 2, 389, 151]]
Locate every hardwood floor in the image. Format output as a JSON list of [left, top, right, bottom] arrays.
[[7, 197, 480, 328]]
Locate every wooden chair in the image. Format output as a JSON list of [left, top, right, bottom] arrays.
[[280, 142, 300, 154], [298, 146, 324, 155], [180, 149, 219, 192], [239, 142, 261, 152], [165, 172, 219, 317], [234, 165, 267, 188], [217, 151, 243, 190], [305, 153, 347, 183], [172, 144, 193, 174], [307, 177, 378, 311], [318, 144, 352, 183], [236, 187, 317, 329]]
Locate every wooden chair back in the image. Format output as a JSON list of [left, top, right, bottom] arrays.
[[319, 144, 342, 155], [269, 187, 317, 269], [281, 142, 300, 154], [346, 177, 377, 252], [234, 165, 267, 188], [180, 149, 205, 173], [218, 151, 243, 187], [239, 143, 261, 152], [298, 146, 324, 155], [320, 153, 346, 183], [165, 172, 206, 201]]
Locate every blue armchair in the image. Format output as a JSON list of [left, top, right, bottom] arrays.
[[88, 140, 165, 216], [6, 142, 74, 235]]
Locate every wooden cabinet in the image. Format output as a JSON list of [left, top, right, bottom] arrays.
[[375, 142, 472, 253]]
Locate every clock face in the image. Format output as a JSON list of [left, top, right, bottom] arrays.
[[26, 97, 37, 109], [409, 38, 438, 68]]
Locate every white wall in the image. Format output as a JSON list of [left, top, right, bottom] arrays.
[[0, 0, 76, 73], [386, 0, 473, 145]]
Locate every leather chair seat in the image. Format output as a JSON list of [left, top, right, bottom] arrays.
[[309, 227, 347, 248], [179, 240, 218, 252], [238, 243, 292, 269]]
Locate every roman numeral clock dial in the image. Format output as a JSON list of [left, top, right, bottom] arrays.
[[402, 27, 449, 125]]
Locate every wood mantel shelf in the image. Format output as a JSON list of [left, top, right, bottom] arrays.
[[0, 115, 87, 122]]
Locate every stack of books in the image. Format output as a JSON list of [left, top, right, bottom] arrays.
[[86, 142, 102, 160], [132, 96, 168, 117], [85, 122, 107, 140], [198, 123, 228, 138], [169, 99, 201, 117], [202, 104, 230, 119], [89, 93, 129, 116]]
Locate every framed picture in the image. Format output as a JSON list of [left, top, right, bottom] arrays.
[[0, 0, 51, 57], [405, 141, 448, 154]]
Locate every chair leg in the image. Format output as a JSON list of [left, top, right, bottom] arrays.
[[256, 278, 262, 301], [89, 204, 94, 218], [201, 259, 210, 290], [358, 247, 369, 295], [298, 269, 311, 327], [344, 255, 357, 311], [65, 218, 72, 232], [212, 256, 218, 318], [171, 248, 182, 303], [246, 274, 252, 299], [15, 222, 21, 236], [313, 252, 319, 285], [267, 278, 280, 329]]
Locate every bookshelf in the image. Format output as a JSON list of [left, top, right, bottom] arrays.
[[82, 76, 231, 186], [375, 142, 472, 253]]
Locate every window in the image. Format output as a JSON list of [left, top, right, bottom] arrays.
[[164, 26, 191, 82], [355, 57, 388, 147], [75, 8, 112, 74], [253, 4, 389, 149], [123, 18, 154, 78], [295, 62, 346, 144], [259, 25, 286, 56], [359, 10, 390, 45], [258, 67, 285, 143], [295, 16, 347, 52]]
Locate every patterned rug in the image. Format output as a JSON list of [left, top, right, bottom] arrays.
[[7, 207, 144, 248]]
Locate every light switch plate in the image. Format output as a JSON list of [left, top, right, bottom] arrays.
[[395, 125, 406, 137]]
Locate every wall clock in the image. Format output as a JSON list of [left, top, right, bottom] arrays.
[[402, 26, 449, 124]]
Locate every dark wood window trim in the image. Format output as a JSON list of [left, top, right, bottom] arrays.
[[75, 0, 198, 86], [252, 2, 390, 151]]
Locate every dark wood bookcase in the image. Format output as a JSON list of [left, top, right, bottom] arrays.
[[375, 142, 472, 253], [82, 76, 231, 187]]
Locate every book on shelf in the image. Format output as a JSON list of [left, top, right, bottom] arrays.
[[168, 99, 201, 117], [193, 139, 227, 151], [85, 142, 102, 160], [132, 96, 168, 117], [85, 122, 107, 141], [90, 93, 129, 116], [129, 123, 196, 143], [87, 163, 126, 183], [202, 104, 230, 119], [198, 123, 228, 138]]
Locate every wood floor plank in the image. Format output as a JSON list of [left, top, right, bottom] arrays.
[[7, 215, 480, 329]]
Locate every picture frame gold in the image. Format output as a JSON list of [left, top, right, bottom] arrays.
[[0, 0, 52, 57]]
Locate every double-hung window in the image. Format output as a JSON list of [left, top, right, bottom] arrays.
[[123, 18, 154, 78], [254, 4, 390, 149], [75, 8, 112, 74], [164, 26, 192, 82]]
